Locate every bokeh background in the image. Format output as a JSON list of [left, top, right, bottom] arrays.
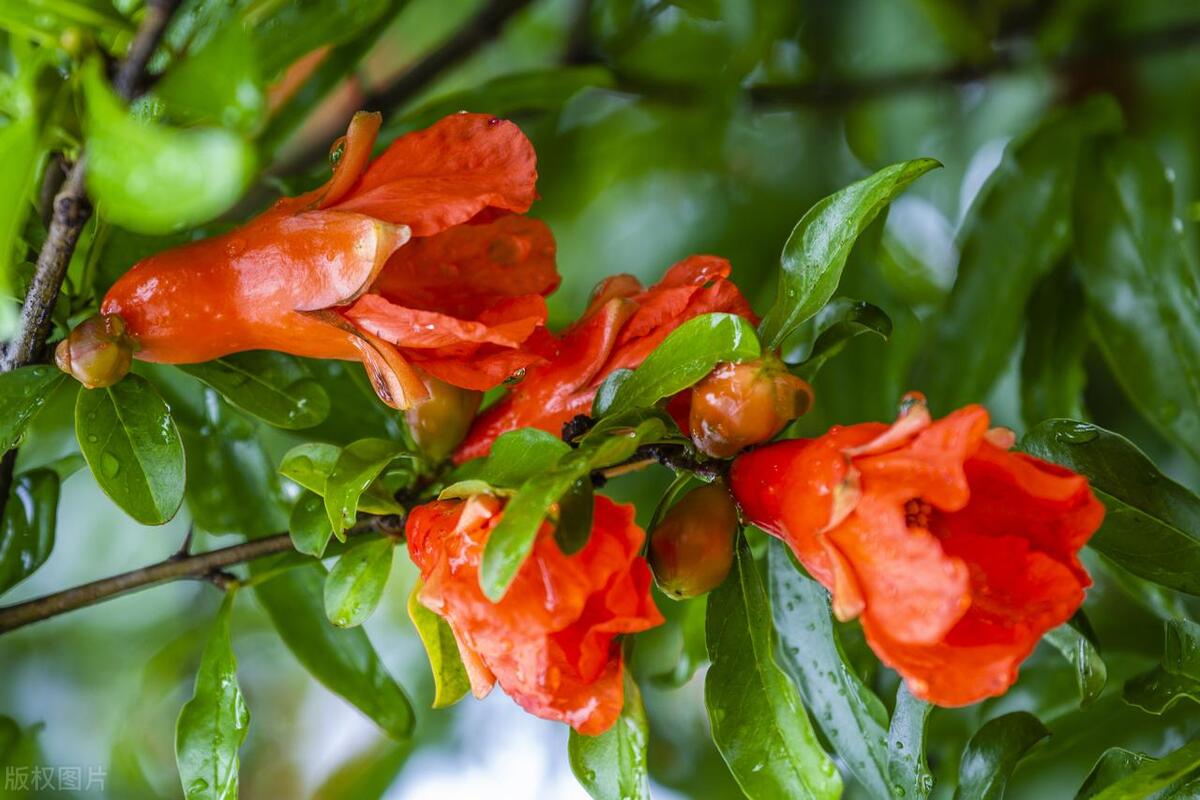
[[4, 0, 1200, 797]]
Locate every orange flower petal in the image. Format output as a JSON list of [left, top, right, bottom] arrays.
[[343, 294, 546, 350], [332, 114, 538, 237]]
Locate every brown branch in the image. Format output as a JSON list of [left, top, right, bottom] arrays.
[[278, 0, 535, 175]]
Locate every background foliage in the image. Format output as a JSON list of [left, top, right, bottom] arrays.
[[3, 0, 1200, 797]]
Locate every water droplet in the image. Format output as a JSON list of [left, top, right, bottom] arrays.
[[100, 452, 121, 478], [1055, 423, 1098, 444]]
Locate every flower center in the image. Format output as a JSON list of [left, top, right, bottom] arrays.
[[904, 498, 933, 529]]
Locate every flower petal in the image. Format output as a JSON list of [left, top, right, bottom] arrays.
[[300, 309, 429, 409], [332, 114, 538, 237], [343, 294, 547, 349]]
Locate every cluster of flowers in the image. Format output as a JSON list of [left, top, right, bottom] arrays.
[[57, 113, 1104, 735]]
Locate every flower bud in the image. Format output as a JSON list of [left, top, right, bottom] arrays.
[[649, 482, 738, 599], [55, 313, 135, 389], [688, 355, 812, 458], [405, 375, 483, 461]]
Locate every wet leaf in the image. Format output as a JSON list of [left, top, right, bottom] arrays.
[[568, 671, 651, 800], [407, 579, 471, 709], [323, 538, 393, 628]]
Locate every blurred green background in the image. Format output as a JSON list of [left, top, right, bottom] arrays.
[[4, 0, 1200, 797]]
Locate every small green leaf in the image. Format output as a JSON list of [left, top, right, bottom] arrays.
[[555, 478, 595, 555], [0, 470, 59, 595], [76, 374, 186, 525], [323, 438, 409, 537], [953, 712, 1049, 800], [1044, 612, 1107, 707], [0, 366, 66, 452], [243, 0, 391, 77], [1079, 740, 1200, 800], [1073, 136, 1200, 463], [179, 353, 330, 430], [324, 539, 393, 628], [83, 59, 256, 234], [705, 540, 841, 800], [1021, 419, 1200, 595], [279, 442, 340, 493], [407, 579, 471, 709], [1075, 749, 1156, 800], [768, 540, 891, 798], [476, 428, 571, 488], [591, 369, 633, 419], [603, 313, 761, 418], [252, 561, 414, 739], [1122, 668, 1200, 714], [758, 158, 940, 348], [153, 22, 264, 132], [290, 491, 333, 558], [888, 685, 934, 800], [568, 671, 651, 800], [791, 298, 892, 380], [175, 592, 249, 800], [1164, 619, 1200, 678]]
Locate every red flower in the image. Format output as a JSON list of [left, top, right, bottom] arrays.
[[453, 255, 757, 462], [87, 112, 558, 408], [406, 493, 663, 734], [729, 395, 1104, 706]]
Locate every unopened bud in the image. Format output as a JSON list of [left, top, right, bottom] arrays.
[[688, 355, 813, 458], [55, 313, 135, 389], [649, 483, 738, 599], [405, 375, 483, 461]]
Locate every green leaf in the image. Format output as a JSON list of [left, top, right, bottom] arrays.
[[324, 439, 410, 537], [603, 313, 761, 417], [758, 157, 940, 348], [290, 491, 333, 558], [83, 59, 256, 235], [1079, 741, 1200, 800], [953, 712, 1049, 800], [1075, 749, 1156, 800], [1164, 619, 1200, 678], [1021, 264, 1088, 426], [153, 22, 264, 132], [407, 579, 471, 709], [555, 478, 595, 555], [76, 373, 186, 525], [767, 539, 891, 798], [0, 470, 59, 595], [705, 540, 841, 800], [888, 684, 934, 800], [913, 97, 1122, 407], [1122, 667, 1200, 714], [1021, 419, 1200, 595], [648, 594, 708, 688], [791, 298, 892, 381], [1044, 611, 1107, 708], [568, 671, 651, 800], [1073, 136, 1200, 463], [175, 592, 249, 800], [280, 442, 404, 517], [242, 0, 391, 77], [324, 539, 393, 628], [179, 353, 330, 430], [0, 366, 66, 452], [252, 561, 414, 739], [476, 428, 571, 488]]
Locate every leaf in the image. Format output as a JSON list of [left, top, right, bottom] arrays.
[[1044, 611, 1107, 707], [953, 712, 1049, 800], [1021, 419, 1200, 595], [913, 97, 1122, 408], [76, 373, 186, 525], [83, 59, 256, 235], [252, 561, 414, 739], [242, 0, 392, 77], [1020, 264, 1088, 426], [1122, 667, 1200, 714], [324, 539, 394, 628], [1073, 136, 1200, 463], [767, 539, 891, 798], [279, 442, 341, 493], [179, 353, 330, 430], [290, 491, 333, 558], [407, 579, 471, 709], [476, 428, 571, 487], [175, 592, 249, 800], [0, 366, 66, 452], [554, 478, 595, 555], [1079, 740, 1200, 800], [323, 438, 410, 537], [1075, 748, 1156, 800], [888, 684, 934, 800], [152, 22, 264, 132], [1164, 619, 1200, 678], [705, 540, 842, 800], [568, 671, 651, 800], [602, 313, 761, 417], [0, 470, 59, 595], [648, 594, 708, 688], [758, 157, 940, 348], [791, 298, 893, 381]]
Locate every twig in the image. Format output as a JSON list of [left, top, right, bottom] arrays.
[[278, 0, 534, 174], [0, 0, 181, 516]]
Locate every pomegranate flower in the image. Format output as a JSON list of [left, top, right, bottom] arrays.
[[64, 112, 559, 408], [406, 493, 662, 734], [454, 254, 756, 462], [730, 394, 1104, 706]]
